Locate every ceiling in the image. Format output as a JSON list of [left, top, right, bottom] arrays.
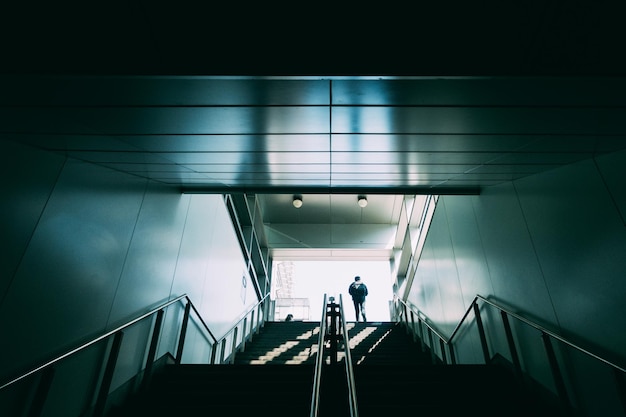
[[2, 3, 626, 261], [3, 76, 626, 261], [256, 193, 411, 261]]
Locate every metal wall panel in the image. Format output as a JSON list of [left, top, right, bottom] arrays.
[[409, 152, 626, 413], [595, 148, 626, 224], [0, 159, 147, 380], [515, 159, 626, 359], [0, 140, 65, 299], [106, 182, 190, 328]]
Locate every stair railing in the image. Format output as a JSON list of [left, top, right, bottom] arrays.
[[211, 292, 271, 364], [310, 294, 328, 417], [394, 294, 626, 414], [0, 292, 270, 417]]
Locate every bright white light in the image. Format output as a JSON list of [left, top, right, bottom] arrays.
[[293, 197, 303, 208], [357, 196, 368, 208], [289, 260, 393, 321]]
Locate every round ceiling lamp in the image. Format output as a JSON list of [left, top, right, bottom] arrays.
[[293, 195, 303, 208], [357, 195, 368, 208]]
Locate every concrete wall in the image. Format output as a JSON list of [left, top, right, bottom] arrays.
[[0, 140, 257, 415], [408, 149, 626, 415]]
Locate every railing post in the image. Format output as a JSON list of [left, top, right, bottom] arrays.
[[240, 317, 248, 353], [26, 366, 55, 417], [613, 367, 626, 414], [94, 331, 124, 417], [210, 342, 219, 364], [417, 317, 426, 354], [219, 340, 227, 364], [143, 309, 165, 390], [262, 300, 269, 329], [427, 327, 437, 364], [439, 339, 447, 364], [230, 327, 239, 364], [541, 332, 571, 414], [256, 303, 263, 334], [501, 311, 522, 379], [409, 311, 417, 343], [473, 302, 490, 363], [403, 304, 410, 334], [175, 301, 192, 365], [448, 343, 457, 364], [249, 311, 256, 342]]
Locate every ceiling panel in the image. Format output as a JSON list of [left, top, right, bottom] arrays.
[[331, 107, 626, 135], [0, 77, 331, 106], [329, 152, 508, 165], [4, 75, 626, 259], [64, 151, 175, 164], [2, 107, 329, 135], [331, 134, 536, 152], [119, 135, 331, 152], [468, 164, 562, 174], [332, 79, 626, 106], [4, 76, 626, 194]]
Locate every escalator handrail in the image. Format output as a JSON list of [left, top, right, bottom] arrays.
[[310, 294, 328, 417], [339, 294, 359, 417]]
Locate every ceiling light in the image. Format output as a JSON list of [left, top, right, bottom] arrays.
[[357, 195, 368, 208], [293, 195, 303, 208]]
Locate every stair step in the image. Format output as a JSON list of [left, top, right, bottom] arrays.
[[110, 321, 563, 417], [235, 321, 320, 365], [347, 322, 433, 366], [353, 364, 560, 417], [111, 365, 315, 417]]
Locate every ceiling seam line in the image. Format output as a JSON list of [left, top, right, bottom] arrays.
[[329, 79, 333, 189]]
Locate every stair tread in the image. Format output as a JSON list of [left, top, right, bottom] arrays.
[[111, 322, 562, 417]]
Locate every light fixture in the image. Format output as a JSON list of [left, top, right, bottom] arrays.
[[292, 195, 303, 208], [357, 195, 368, 208]]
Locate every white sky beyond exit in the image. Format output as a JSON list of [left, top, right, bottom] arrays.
[[290, 260, 395, 321]]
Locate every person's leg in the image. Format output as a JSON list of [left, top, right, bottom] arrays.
[[360, 301, 367, 322], [353, 299, 360, 321]]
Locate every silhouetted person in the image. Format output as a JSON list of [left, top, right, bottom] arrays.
[[348, 276, 368, 322], [285, 313, 294, 322]]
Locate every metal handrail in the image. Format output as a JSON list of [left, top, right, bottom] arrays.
[[187, 298, 219, 344], [310, 294, 328, 417], [339, 294, 359, 417], [477, 296, 626, 372], [215, 292, 270, 345], [396, 294, 626, 373], [0, 290, 270, 393], [0, 294, 195, 391], [402, 298, 449, 344], [213, 292, 270, 364]]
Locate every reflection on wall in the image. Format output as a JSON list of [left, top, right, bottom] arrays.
[[407, 150, 626, 414], [0, 140, 253, 385]]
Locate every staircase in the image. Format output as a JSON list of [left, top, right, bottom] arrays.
[[348, 322, 564, 417], [234, 321, 320, 365], [108, 321, 563, 417]]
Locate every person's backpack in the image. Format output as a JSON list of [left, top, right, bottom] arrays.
[[351, 283, 367, 298]]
